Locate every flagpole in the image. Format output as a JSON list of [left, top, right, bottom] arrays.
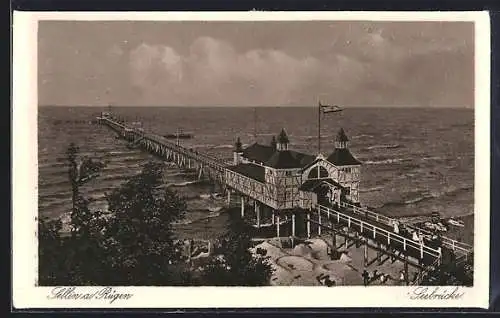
[[318, 101, 321, 155], [254, 107, 257, 141]]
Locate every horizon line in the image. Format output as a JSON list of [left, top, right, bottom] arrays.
[[38, 105, 473, 109]]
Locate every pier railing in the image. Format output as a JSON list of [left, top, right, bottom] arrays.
[[340, 201, 472, 256], [100, 116, 227, 175], [316, 204, 442, 262]]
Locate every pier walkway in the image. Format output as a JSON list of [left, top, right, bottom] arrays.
[[98, 113, 473, 279]]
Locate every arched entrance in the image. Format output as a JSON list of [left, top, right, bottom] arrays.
[[307, 166, 329, 179], [300, 178, 343, 208]]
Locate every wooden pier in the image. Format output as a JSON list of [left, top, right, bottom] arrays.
[[98, 112, 473, 285]]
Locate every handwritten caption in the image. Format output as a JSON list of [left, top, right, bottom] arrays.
[[47, 287, 133, 304], [407, 286, 465, 300]]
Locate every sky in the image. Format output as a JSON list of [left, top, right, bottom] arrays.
[[38, 21, 474, 107]]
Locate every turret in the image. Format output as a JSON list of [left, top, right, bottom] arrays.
[[277, 128, 289, 151], [270, 136, 277, 150], [233, 137, 243, 165], [335, 128, 349, 149]]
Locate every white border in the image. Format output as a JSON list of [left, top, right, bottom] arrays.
[[12, 11, 491, 309]]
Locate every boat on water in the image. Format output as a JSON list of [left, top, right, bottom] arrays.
[[448, 218, 465, 227], [164, 131, 194, 139]]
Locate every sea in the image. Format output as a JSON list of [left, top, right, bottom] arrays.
[[38, 106, 474, 243]]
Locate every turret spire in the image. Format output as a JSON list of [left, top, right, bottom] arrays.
[[234, 137, 243, 152], [335, 128, 349, 149], [277, 128, 289, 151], [270, 136, 277, 150]]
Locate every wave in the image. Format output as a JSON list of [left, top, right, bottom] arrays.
[[172, 219, 194, 225], [167, 171, 197, 178], [172, 208, 226, 226], [352, 134, 374, 139], [167, 180, 201, 187], [213, 144, 234, 149], [187, 144, 217, 149], [364, 158, 412, 165], [359, 186, 384, 193], [207, 206, 223, 213], [379, 185, 474, 209], [365, 144, 402, 150], [420, 156, 449, 162]]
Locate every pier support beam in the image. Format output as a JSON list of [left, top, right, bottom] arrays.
[[272, 210, 275, 225], [276, 213, 280, 238], [292, 213, 296, 237], [255, 202, 260, 228], [227, 190, 231, 205], [363, 243, 368, 267], [377, 243, 383, 265], [240, 196, 245, 218], [307, 212, 311, 238], [404, 254, 409, 285], [318, 206, 322, 236]]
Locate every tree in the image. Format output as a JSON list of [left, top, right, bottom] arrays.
[[66, 143, 106, 238], [102, 161, 188, 285], [38, 216, 64, 285], [64, 143, 108, 285], [38, 143, 107, 285], [201, 209, 274, 286], [39, 144, 193, 285]]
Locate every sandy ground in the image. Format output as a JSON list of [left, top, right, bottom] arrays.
[[251, 237, 420, 286]]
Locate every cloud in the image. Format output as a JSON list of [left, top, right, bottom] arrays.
[[128, 37, 324, 106], [38, 21, 473, 107], [127, 30, 472, 107]]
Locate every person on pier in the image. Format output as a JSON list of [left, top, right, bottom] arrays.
[[362, 269, 369, 286], [412, 230, 420, 242], [392, 220, 400, 234]]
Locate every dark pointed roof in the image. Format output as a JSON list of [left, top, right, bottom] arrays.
[[241, 142, 315, 168], [266, 150, 302, 169], [278, 128, 289, 144], [242, 143, 276, 163], [228, 163, 265, 183], [327, 148, 362, 166], [336, 128, 349, 143]]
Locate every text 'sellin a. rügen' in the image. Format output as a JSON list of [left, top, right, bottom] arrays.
[[47, 287, 133, 304]]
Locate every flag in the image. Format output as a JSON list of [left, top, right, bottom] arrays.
[[319, 102, 343, 113]]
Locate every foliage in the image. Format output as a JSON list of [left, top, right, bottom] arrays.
[[38, 217, 64, 285], [201, 209, 274, 286], [39, 143, 273, 286], [102, 161, 188, 285], [38, 143, 108, 285]]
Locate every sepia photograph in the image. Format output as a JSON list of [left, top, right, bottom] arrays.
[[12, 11, 490, 308]]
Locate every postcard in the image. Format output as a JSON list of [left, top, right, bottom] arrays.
[[12, 11, 490, 309]]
